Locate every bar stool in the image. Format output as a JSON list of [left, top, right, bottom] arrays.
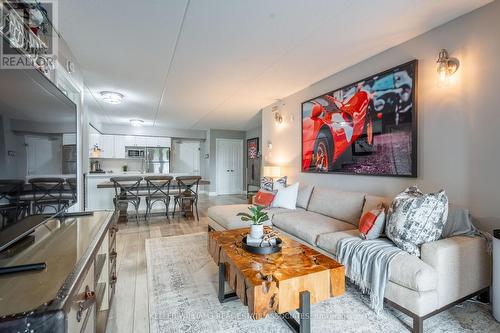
[[0, 179, 27, 229], [110, 176, 142, 223], [144, 176, 173, 222], [172, 176, 201, 221], [28, 178, 68, 214]]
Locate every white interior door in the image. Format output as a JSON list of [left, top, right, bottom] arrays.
[[174, 141, 200, 175], [216, 139, 243, 195], [26, 135, 62, 175]]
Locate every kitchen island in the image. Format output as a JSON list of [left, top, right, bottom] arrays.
[[85, 172, 205, 211]]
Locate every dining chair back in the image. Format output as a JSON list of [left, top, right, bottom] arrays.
[[172, 176, 202, 220], [0, 179, 26, 229], [144, 176, 173, 222], [110, 176, 143, 222], [29, 178, 68, 214]]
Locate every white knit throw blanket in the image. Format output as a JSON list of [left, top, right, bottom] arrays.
[[336, 237, 404, 314]]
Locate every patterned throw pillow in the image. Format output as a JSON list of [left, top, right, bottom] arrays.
[[273, 176, 288, 190], [260, 177, 274, 191], [359, 207, 386, 240], [254, 190, 275, 207], [260, 176, 287, 191], [385, 186, 449, 256]]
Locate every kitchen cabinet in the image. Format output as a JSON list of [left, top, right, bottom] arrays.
[[86, 176, 115, 210], [100, 135, 114, 158], [123, 135, 136, 147], [135, 136, 147, 147], [89, 132, 100, 150], [158, 137, 171, 147], [145, 136, 158, 147], [113, 135, 126, 158]]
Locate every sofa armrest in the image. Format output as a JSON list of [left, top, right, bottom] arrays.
[[421, 236, 491, 308]]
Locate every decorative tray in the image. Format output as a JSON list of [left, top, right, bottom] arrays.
[[242, 236, 282, 255]]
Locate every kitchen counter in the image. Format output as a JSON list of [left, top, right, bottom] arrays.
[[85, 172, 195, 178]]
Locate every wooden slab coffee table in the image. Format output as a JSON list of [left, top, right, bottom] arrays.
[[208, 228, 345, 333]]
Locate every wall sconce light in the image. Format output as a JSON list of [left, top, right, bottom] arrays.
[[274, 111, 283, 125], [436, 49, 459, 82]]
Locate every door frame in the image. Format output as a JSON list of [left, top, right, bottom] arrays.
[[215, 138, 243, 195]]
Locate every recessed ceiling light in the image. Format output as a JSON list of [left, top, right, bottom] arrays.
[[130, 119, 144, 127], [100, 91, 124, 104]]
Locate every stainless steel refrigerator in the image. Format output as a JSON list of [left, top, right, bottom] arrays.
[[62, 144, 77, 174], [145, 147, 170, 174]]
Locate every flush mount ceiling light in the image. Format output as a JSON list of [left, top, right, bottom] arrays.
[[100, 91, 124, 104], [436, 49, 459, 82], [130, 119, 144, 127]]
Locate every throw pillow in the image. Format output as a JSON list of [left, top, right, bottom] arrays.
[[254, 190, 275, 208], [273, 176, 288, 190], [271, 182, 299, 210], [260, 176, 288, 191], [359, 207, 386, 240], [260, 177, 274, 191], [385, 186, 449, 256]]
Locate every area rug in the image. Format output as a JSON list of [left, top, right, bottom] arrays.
[[146, 232, 499, 333]]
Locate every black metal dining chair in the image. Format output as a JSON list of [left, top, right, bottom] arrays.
[[28, 178, 69, 214], [143, 176, 173, 222], [110, 176, 143, 223], [66, 177, 78, 204], [172, 176, 201, 221], [0, 179, 27, 229]]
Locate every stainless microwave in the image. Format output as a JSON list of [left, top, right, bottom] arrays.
[[126, 148, 145, 158]]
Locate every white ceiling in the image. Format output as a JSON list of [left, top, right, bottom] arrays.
[[58, 0, 491, 131]]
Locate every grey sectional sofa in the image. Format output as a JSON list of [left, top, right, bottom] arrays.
[[207, 185, 491, 333]]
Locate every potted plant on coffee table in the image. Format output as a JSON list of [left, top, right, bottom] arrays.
[[237, 206, 269, 239]]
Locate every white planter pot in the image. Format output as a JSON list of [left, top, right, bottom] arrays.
[[250, 224, 264, 239]]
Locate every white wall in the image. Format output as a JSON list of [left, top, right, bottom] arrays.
[[262, 1, 500, 233]]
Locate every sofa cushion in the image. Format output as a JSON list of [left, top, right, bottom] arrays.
[[208, 204, 303, 230], [316, 229, 362, 255], [272, 211, 356, 245], [307, 188, 365, 226], [389, 253, 437, 292], [362, 194, 393, 216], [296, 184, 314, 210]]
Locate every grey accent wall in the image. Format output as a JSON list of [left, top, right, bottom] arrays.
[[208, 129, 246, 193], [262, 1, 500, 233]]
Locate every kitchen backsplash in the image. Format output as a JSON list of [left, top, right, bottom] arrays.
[[97, 159, 143, 173]]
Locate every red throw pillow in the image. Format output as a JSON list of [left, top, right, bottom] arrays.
[[359, 208, 386, 240], [254, 190, 275, 207]]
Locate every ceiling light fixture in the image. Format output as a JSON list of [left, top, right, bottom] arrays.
[[436, 49, 459, 83], [100, 91, 124, 104], [130, 119, 144, 127]]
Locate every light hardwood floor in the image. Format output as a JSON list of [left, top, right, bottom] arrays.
[[105, 194, 246, 333]]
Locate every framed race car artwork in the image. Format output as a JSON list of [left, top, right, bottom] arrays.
[[301, 60, 417, 177]]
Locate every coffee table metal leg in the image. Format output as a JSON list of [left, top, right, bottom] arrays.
[[218, 263, 238, 303], [280, 290, 311, 333]]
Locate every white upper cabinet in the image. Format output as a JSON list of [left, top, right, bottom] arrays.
[[145, 136, 158, 147], [89, 132, 100, 150], [100, 135, 114, 158], [158, 137, 171, 147], [135, 136, 147, 147], [124, 135, 136, 147], [113, 135, 126, 158]]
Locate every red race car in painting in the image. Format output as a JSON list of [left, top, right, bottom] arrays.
[[302, 90, 372, 172]]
